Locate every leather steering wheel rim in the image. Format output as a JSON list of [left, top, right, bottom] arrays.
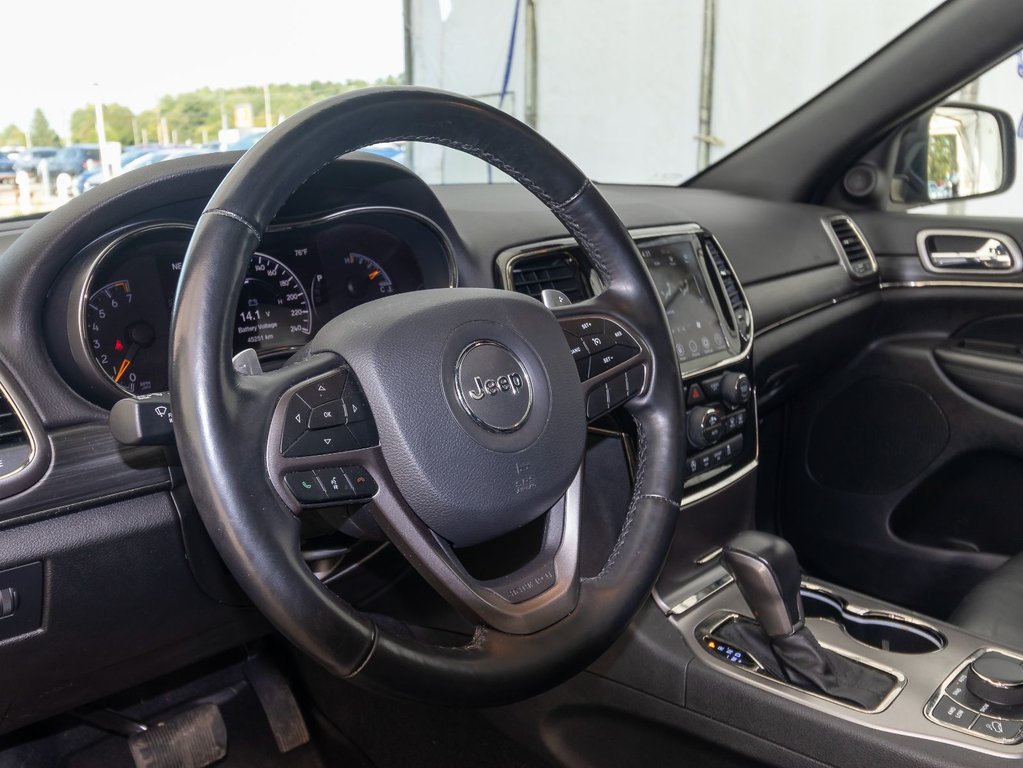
[[170, 86, 685, 705]]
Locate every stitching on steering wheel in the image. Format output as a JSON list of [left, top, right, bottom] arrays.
[[203, 207, 261, 238]]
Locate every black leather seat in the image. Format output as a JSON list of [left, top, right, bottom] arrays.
[[951, 554, 1023, 649]]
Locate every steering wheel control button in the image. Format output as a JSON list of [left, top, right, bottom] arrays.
[[314, 468, 355, 501], [586, 384, 611, 420], [298, 372, 345, 406], [564, 332, 587, 361], [343, 466, 378, 498], [284, 471, 327, 504], [932, 696, 979, 729], [339, 378, 370, 424], [309, 401, 344, 430], [971, 716, 1023, 742], [606, 321, 640, 352], [454, 341, 533, 433], [284, 426, 357, 457], [588, 345, 632, 377], [561, 318, 604, 338], [282, 396, 312, 450]]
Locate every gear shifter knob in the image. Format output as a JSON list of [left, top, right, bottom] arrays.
[[721, 531, 804, 638]]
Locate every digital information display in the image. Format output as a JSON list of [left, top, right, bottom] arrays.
[[639, 238, 730, 368]]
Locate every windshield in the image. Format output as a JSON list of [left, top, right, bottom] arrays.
[[0, 0, 943, 221]]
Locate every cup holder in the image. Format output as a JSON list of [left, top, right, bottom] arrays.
[[801, 586, 946, 654]]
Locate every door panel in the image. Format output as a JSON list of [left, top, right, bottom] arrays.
[[779, 212, 1023, 619]]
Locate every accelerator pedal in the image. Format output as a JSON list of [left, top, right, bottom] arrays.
[[128, 702, 227, 768]]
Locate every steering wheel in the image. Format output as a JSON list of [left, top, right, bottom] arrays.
[[170, 87, 684, 705]]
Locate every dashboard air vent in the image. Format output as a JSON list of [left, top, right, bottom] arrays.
[[0, 385, 30, 477], [510, 251, 587, 302], [827, 216, 877, 279], [703, 238, 750, 338]]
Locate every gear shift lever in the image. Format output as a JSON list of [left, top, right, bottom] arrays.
[[717, 531, 895, 710], [721, 531, 804, 638]]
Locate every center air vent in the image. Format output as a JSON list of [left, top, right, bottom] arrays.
[[509, 251, 588, 302], [0, 385, 31, 478], [826, 215, 878, 280], [703, 237, 750, 339]]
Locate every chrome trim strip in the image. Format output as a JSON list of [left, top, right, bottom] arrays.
[[696, 611, 908, 715], [880, 280, 1023, 291], [821, 214, 880, 280], [668, 573, 734, 616], [916, 228, 1023, 276]]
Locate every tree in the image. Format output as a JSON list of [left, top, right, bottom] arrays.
[[0, 124, 25, 147], [29, 109, 61, 147], [70, 103, 136, 145]]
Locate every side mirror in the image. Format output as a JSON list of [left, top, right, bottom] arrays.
[[892, 102, 1016, 206]]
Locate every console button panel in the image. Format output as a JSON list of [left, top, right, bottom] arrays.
[[926, 651, 1023, 744], [683, 367, 755, 485]]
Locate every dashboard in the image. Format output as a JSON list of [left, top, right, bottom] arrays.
[[0, 149, 884, 735]]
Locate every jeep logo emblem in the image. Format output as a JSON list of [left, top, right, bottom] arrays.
[[466, 371, 525, 400], [455, 341, 533, 433]]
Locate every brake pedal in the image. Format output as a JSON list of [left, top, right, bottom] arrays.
[[128, 702, 227, 768], [244, 653, 311, 753]]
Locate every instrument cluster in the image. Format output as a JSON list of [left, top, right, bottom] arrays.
[[76, 207, 454, 397]]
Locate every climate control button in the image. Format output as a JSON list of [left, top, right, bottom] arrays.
[[687, 405, 725, 449]]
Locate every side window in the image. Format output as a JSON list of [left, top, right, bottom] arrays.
[[910, 50, 1023, 217]]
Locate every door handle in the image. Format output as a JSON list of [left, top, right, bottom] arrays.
[[917, 229, 1022, 275]]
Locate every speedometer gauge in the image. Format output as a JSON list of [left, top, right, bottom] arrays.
[[234, 253, 312, 356]]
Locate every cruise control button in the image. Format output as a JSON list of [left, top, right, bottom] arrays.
[[588, 346, 632, 376], [314, 468, 355, 501], [561, 317, 604, 338], [309, 400, 344, 429], [931, 696, 978, 729], [284, 471, 326, 504], [284, 426, 357, 457], [344, 466, 379, 498], [282, 396, 311, 451], [971, 716, 1023, 741], [582, 333, 611, 353], [298, 372, 345, 406], [564, 332, 588, 360], [606, 322, 640, 351]]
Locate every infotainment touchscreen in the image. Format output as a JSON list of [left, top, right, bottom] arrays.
[[639, 237, 732, 368]]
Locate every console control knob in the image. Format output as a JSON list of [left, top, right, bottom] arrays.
[[967, 653, 1023, 707], [721, 371, 752, 407], [687, 405, 724, 449]]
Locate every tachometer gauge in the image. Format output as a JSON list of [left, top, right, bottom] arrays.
[[234, 253, 312, 356], [86, 280, 167, 394]]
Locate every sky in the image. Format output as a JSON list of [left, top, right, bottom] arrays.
[[4, 0, 405, 141]]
